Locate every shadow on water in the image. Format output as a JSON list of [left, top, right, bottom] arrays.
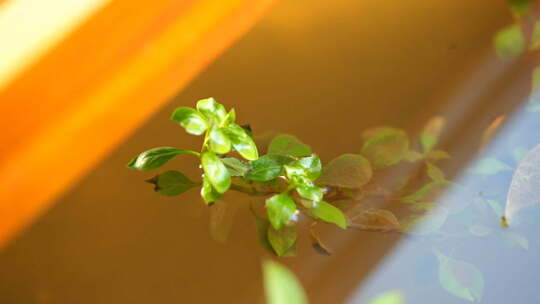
[[1, 0, 539, 303]]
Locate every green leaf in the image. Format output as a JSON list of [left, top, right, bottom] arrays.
[[127, 147, 199, 171], [494, 24, 525, 61], [312, 201, 347, 229], [263, 260, 308, 304], [266, 193, 297, 230], [201, 176, 222, 205], [402, 181, 448, 203], [421, 134, 437, 153], [426, 163, 446, 182], [170, 107, 208, 135], [368, 291, 405, 304], [362, 132, 409, 169], [151, 170, 196, 196], [296, 155, 322, 180], [421, 116, 445, 152], [209, 127, 232, 154], [223, 124, 259, 160], [435, 252, 484, 302], [508, 0, 533, 16], [296, 184, 323, 202], [246, 154, 294, 182], [467, 157, 512, 175], [196, 97, 227, 124], [268, 135, 312, 157], [221, 157, 251, 176], [486, 199, 504, 217], [224, 108, 236, 125], [267, 225, 297, 257], [201, 152, 231, 193], [317, 154, 372, 188]]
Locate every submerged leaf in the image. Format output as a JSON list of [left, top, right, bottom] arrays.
[[151, 170, 196, 196], [268, 225, 297, 257], [253, 212, 276, 254], [317, 154, 372, 188], [362, 126, 404, 140], [401, 207, 448, 235], [500, 231, 529, 250], [309, 228, 331, 255], [362, 132, 409, 169], [505, 143, 540, 222], [508, 0, 533, 16], [494, 24, 525, 60], [426, 163, 446, 182], [435, 252, 484, 302], [209, 201, 239, 243], [268, 135, 312, 157], [467, 157, 512, 175], [349, 208, 400, 231], [263, 260, 308, 304], [368, 291, 405, 304], [425, 149, 451, 160], [421, 116, 445, 152]]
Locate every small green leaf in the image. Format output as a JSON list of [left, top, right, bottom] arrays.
[[368, 291, 405, 304], [508, 0, 533, 16], [421, 116, 445, 152], [421, 134, 437, 153], [531, 21, 540, 50], [263, 260, 308, 304], [221, 157, 251, 176], [494, 24, 525, 61], [170, 107, 208, 135], [196, 97, 227, 124], [296, 184, 323, 202], [266, 193, 297, 230], [317, 154, 372, 188], [296, 155, 322, 180], [403, 150, 424, 162], [435, 251, 484, 302], [224, 108, 236, 125], [362, 132, 409, 169], [426, 163, 446, 182], [127, 147, 199, 171], [312, 201, 347, 229], [268, 135, 312, 157], [201, 176, 222, 204], [209, 128, 232, 154], [201, 152, 231, 193], [246, 154, 294, 182], [402, 181, 448, 203], [151, 170, 196, 196], [467, 157, 512, 175], [223, 124, 259, 160], [267, 225, 297, 257]]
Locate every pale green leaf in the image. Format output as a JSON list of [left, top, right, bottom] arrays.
[[312, 201, 347, 229], [362, 132, 409, 169], [127, 147, 199, 171], [267, 225, 297, 257], [263, 260, 307, 304], [494, 24, 525, 60], [435, 251, 484, 302], [196, 97, 227, 124], [268, 135, 312, 157], [467, 157, 512, 175], [209, 127, 232, 154], [266, 193, 297, 230], [170, 107, 208, 135], [368, 291, 405, 304], [201, 152, 231, 193]]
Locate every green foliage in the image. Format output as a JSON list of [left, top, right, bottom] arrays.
[[268, 225, 297, 257], [127, 147, 199, 171], [531, 21, 540, 50], [263, 260, 307, 304], [266, 193, 297, 230], [221, 157, 251, 176], [311, 201, 347, 229], [368, 291, 405, 304], [246, 154, 294, 182], [171, 107, 208, 135], [494, 24, 525, 60], [268, 135, 312, 157], [435, 251, 484, 302], [201, 152, 231, 193]]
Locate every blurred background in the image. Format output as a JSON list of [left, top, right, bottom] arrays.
[[1, 0, 539, 303]]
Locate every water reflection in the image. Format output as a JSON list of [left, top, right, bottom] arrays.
[[347, 104, 540, 303]]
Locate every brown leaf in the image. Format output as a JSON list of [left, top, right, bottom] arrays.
[[349, 208, 400, 231]]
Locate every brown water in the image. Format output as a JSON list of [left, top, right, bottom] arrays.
[[1, 0, 539, 303]]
